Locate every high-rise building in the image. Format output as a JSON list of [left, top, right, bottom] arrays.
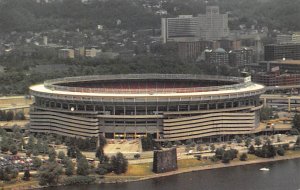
[[161, 6, 229, 43], [205, 48, 228, 66], [229, 48, 254, 66], [161, 15, 199, 43], [264, 43, 300, 61], [198, 6, 229, 41]]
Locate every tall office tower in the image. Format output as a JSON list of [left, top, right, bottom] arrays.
[[198, 6, 229, 41], [161, 6, 229, 43]]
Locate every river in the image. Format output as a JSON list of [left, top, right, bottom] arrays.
[[47, 158, 300, 190]]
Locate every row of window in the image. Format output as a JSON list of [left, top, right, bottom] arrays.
[[35, 97, 259, 115]]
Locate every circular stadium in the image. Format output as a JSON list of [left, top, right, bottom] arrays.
[[29, 74, 265, 142]]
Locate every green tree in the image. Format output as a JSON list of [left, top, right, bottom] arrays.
[[235, 135, 242, 144], [229, 149, 238, 159], [248, 145, 255, 154], [277, 147, 285, 156], [58, 151, 65, 160], [222, 151, 231, 163], [23, 169, 30, 181], [9, 144, 18, 155], [254, 137, 262, 146], [6, 111, 14, 121], [38, 162, 63, 186], [0, 110, 7, 121], [36, 138, 44, 153], [296, 136, 300, 146], [67, 146, 77, 158], [95, 146, 105, 163], [76, 156, 89, 176], [42, 141, 49, 154], [33, 157, 42, 169], [1, 138, 9, 153], [64, 158, 74, 176], [111, 152, 128, 175], [215, 148, 225, 160], [245, 138, 251, 147], [27, 135, 35, 150], [141, 134, 154, 151], [33, 147, 39, 156], [48, 147, 57, 162]]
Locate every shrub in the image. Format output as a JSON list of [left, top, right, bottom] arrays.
[[239, 153, 248, 161], [290, 128, 299, 135], [174, 141, 181, 146], [195, 155, 201, 160], [277, 147, 285, 156], [210, 155, 219, 162], [134, 154, 141, 159], [254, 137, 262, 146], [196, 145, 203, 152], [186, 139, 193, 145], [282, 144, 289, 150], [95, 163, 112, 175], [165, 141, 173, 148], [190, 142, 196, 148]]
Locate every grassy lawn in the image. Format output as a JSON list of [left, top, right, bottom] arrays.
[[178, 158, 213, 169], [285, 150, 300, 156], [246, 154, 258, 161], [125, 162, 153, 176], [105, 162, 154, 178], [1, 180, 39, 190]]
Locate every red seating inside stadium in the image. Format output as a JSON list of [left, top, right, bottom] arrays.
[[59, 79, 234, 93]]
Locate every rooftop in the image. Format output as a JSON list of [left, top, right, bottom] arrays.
[[260, 59, 300, 65]]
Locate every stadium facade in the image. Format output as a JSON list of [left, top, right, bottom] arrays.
[[29, 74, 265, 141]]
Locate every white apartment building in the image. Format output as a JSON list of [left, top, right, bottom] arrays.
[[161, 6, 229, 43]]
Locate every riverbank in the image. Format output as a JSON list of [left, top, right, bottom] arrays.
[[4, 151, 300, 189], [99, 150, 300, 184]]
